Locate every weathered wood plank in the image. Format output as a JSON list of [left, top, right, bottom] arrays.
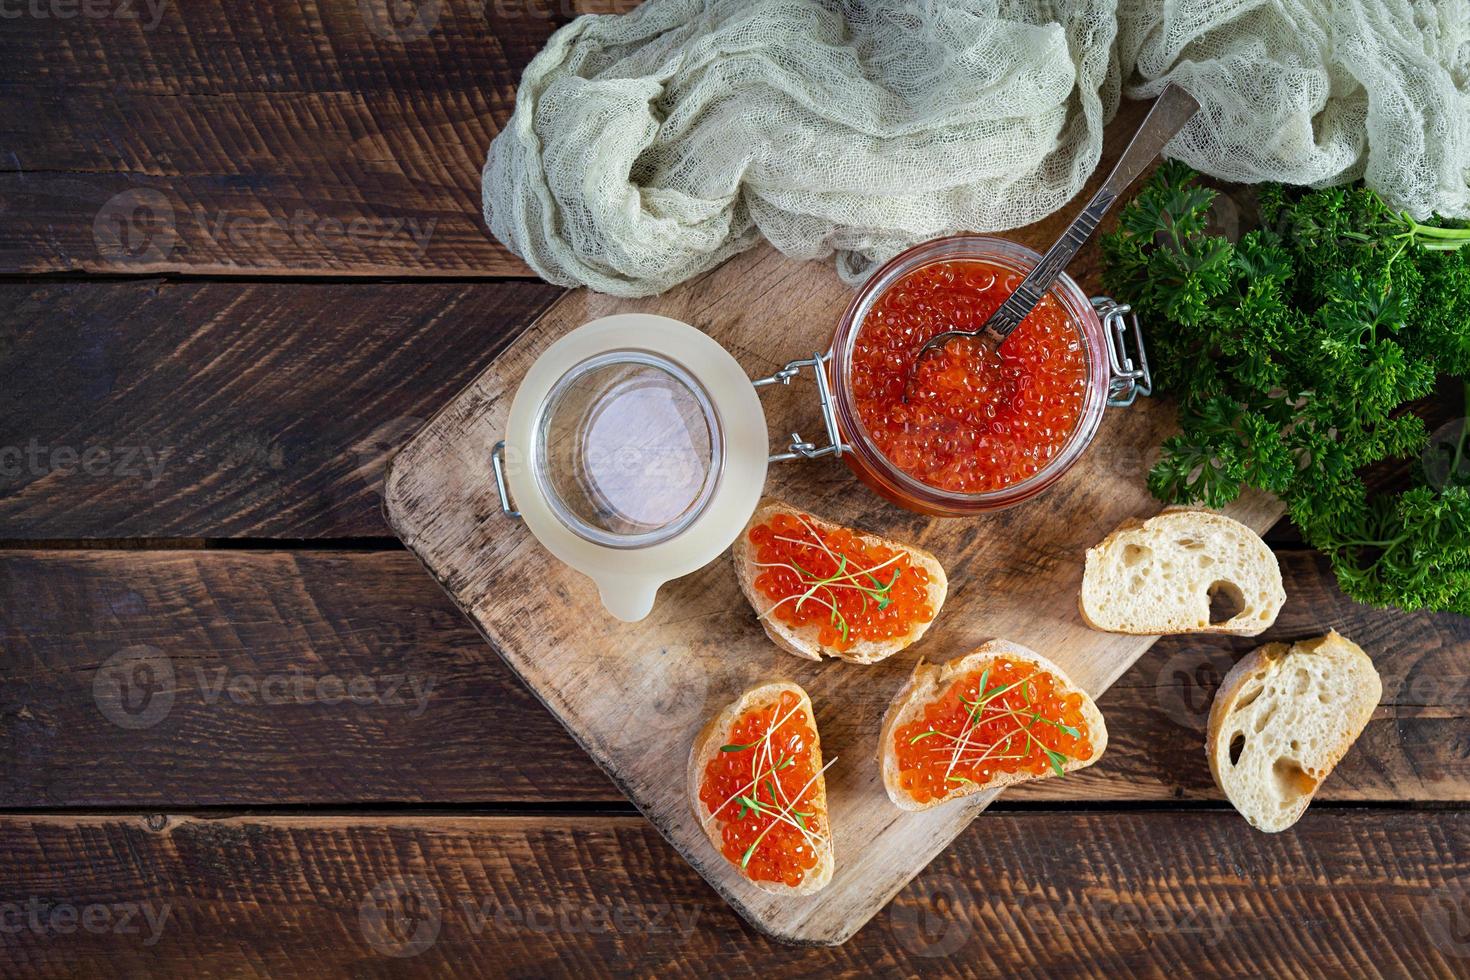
[[0, 0, 575, 275], [0, 279, 560, 538], [2, 541, 1461, 811], [0, 811, 1463, 973], [0, 549, 614, 806]]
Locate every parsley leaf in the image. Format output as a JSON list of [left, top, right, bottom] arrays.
[[1103, 166, 1470, 612]]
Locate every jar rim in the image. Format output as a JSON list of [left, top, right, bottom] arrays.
[[828, 234, 1110, 513]]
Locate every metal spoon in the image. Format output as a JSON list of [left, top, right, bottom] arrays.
[[903, 84, 1200, 393]]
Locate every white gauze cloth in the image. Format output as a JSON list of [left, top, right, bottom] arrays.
[[484, 0, 1470, 297]]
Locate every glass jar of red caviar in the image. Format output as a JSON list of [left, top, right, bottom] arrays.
[[827, 235, 1149, 516], [489, 236, 1148, 620]]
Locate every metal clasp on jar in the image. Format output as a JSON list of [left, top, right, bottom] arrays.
[[1093, 297, 1152, 407], [751, 352, 852, 463]]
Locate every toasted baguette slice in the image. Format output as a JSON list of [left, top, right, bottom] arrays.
[[688, 682, 833, 894], [1207, 631, 1380, 832], [880, 640, 1108, 811], [1080, 509, 1285, 636], [733, 498, 947, 664]]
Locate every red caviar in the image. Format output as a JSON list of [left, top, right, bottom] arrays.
[[748, 511, 934, 651], [698, 690, 827, 886], [891, 657, 1093, 806], [851, 259, 1088, 493]]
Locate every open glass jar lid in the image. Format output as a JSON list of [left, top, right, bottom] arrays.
[[495, 314, 768, 621]]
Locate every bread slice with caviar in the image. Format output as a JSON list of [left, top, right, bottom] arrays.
[[733, 498, 947, 665], [880, 640, 1107, 811], [689, 682, 834, 895], [1080, 509, 1285, 636], [1207, 631, 1380, 832]]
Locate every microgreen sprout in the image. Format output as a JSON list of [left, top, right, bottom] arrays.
[[910, 663, 1081, 789], [703, 697, 835, 876], [753, 513, 914, 647]]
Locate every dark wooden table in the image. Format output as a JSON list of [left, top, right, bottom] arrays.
[[2, 2, 1468, 976]]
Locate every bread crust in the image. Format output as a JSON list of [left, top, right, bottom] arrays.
[[733, 498, 948, 664], [688, 681, 833, 894], [1079, 507, 1285, 636], [879, 640, 1108, 811], [1205, 630, 1380, 832]]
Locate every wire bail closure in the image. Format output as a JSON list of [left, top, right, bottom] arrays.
[[491, 440, 521, 519], [1094, 296, 1152, 407], [752, 352, 852, 464]]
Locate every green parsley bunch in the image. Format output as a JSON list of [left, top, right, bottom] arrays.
[[1100, 162, 1470, 613]]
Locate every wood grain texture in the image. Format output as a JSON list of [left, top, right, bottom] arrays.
[[0, 811, 1466, 977], [383, 104, 1286, 938], [0, 0, 572, 275], [0, 280, 560, 538], [0, 549, 612, 807], [4, 549, 1462, 810]]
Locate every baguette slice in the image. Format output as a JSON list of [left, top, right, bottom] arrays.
[[734, 498, 947, 664], [1080, 509, 1285, 636], [1207, 631, 1380, 832], [688, 682, 833, 894], [880, 640, 1108, 811]]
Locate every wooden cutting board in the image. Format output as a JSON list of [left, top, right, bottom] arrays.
[[384, 106, 1281, 944], [383, 246, 1281, 946]]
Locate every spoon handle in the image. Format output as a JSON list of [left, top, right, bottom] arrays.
[[983, 84, 1201, 341]]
